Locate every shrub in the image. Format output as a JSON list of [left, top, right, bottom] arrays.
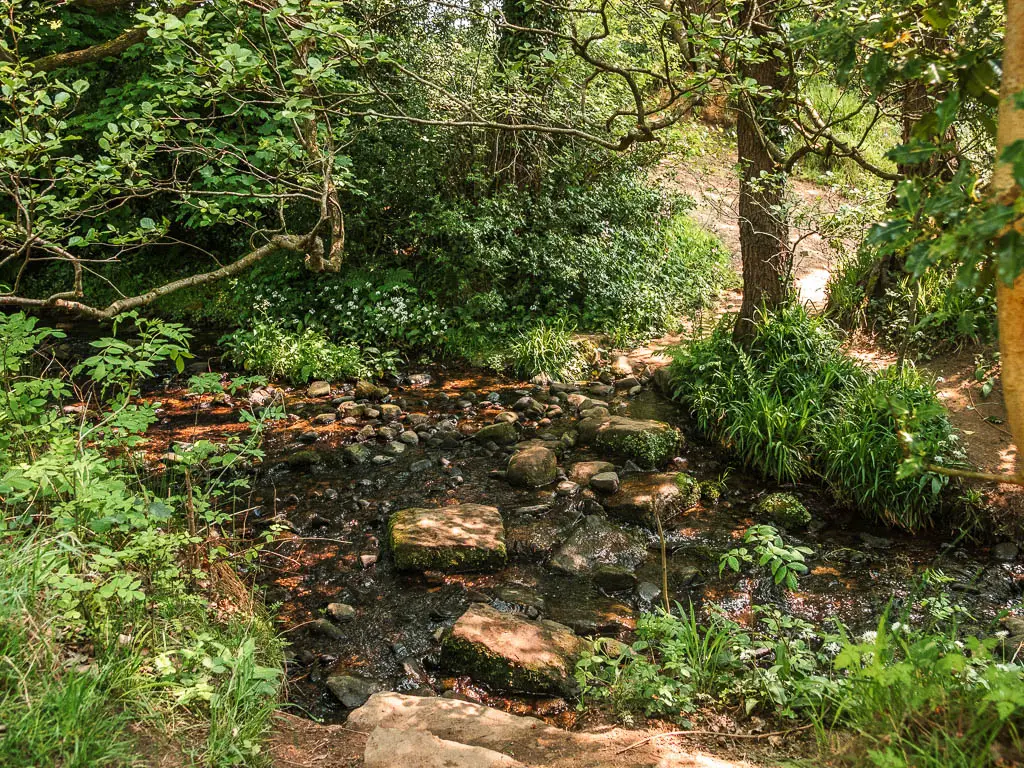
[[221, 316, 368, 384], [668, 306, 962, 531], [489, 318, 592, 381]]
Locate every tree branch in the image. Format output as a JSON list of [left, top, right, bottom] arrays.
[[0, 232, 315, 320], [25, 1, 195, 72]]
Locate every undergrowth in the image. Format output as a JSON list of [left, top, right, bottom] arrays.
[[220, 315, 372, 384], [826, 247, 997, 354], [577, 582, 1024, 768], [0, 312, 284, 766], [668, 305, 964, 531]]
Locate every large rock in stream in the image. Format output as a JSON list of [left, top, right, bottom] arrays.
[[577, 416, 680, 468], [389, 505, 507, 572], [548, 515, 646, 577], [506, 445, 558, 488], [603, 472, 699, 527], [441, 603, 586, 695]]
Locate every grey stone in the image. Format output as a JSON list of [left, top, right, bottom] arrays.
[[327, 674, 385, 708]]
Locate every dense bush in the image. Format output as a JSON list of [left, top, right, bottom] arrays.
[[146, 162, 729, 379], [668, 306, 963, 531]]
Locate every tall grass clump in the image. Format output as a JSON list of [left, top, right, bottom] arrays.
[[668, 305, 962, 531], [489, 317, 593, 381]]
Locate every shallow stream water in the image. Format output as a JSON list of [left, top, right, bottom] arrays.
[[191, 367, 1023, 724]]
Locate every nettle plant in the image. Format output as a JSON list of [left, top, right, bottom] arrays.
[[720, 524, 814, 590]]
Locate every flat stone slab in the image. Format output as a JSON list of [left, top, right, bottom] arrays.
[[603, 472, 696, 526], [347, 692, 751, 768], [389, 505, 507, 572], [364, 728, 525, 768], [441, 603, 586, 695]]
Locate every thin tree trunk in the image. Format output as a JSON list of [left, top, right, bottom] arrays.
[[996, 0, 1024, 473], [732, 0, 792, 345]]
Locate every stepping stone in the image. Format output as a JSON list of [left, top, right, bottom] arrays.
[[389, 505, 507, 572], [441, 603, 586, 695], [506, 445, 557, 488], [548, 515, 646, 576], [364, 728, 526, 768], [603, 472, 697, 526], [577, 416, 680, 468], [569, 460, 615, 485]]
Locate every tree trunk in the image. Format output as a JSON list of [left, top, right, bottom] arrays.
[[732, 0, 792, 345], [996, 0, 1024, 474]]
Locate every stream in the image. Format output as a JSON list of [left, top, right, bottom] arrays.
[[154, 364, 1020, 725]]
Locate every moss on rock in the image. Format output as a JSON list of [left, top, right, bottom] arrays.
[[674, 472, 702, 508], [589, 417, 680, 469], [754, 492, 811, 530], [389, 505, 507, 572]]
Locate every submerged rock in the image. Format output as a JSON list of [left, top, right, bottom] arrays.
[[754, 492, 811, 530], [506, 445, 558, 488], [548, 515, 646, 576], [389, 505, 507, 572], [591, 564, 639, 592], [441, 603, 586, 695], [603, 472, 697, 527]]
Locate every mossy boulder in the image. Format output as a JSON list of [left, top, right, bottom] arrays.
[[389, 505, 507, 572], [474, 421, 518, 445], [583, 416, 680, 468], [603, 472, 698, 527], [343, 443, 372, 465], [355, 380, 389, 400], [506, 445, 558, 488], [754, 492, 810, 530], [441, 604, 586, 695]]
